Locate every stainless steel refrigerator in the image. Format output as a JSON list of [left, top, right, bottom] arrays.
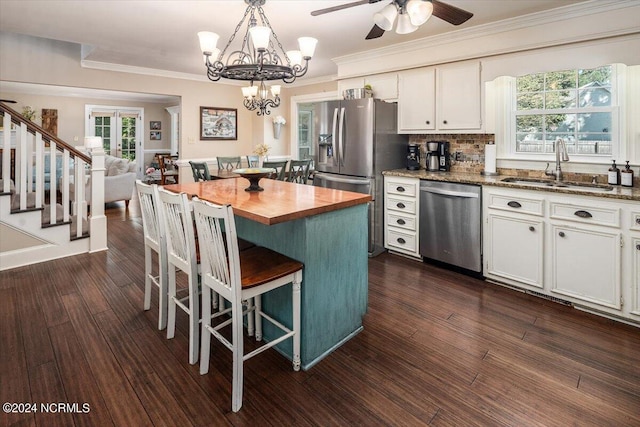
[[313, 98, 407, 256]]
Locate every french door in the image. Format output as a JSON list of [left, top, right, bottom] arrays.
[[85, 105, 143, 162]]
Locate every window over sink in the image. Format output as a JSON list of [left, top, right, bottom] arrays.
[[488, 63, 640, 165], [515, 65, 614, 156]]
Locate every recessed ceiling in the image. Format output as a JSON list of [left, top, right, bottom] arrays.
[[0, 0, 589, 82]]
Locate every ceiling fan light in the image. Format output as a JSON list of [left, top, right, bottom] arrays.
[[249, 26, 271, 50], [406, 0, 433, 26], [298, 37, 318, 59], [373, 2, 398, 32], [396, 12, 418, 34], [198, 31, 219, 55]]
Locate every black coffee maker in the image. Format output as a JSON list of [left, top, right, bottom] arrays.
[[406, 144, 421, 170]]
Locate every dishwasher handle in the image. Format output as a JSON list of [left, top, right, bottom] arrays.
[[420, 186, 479, 199]]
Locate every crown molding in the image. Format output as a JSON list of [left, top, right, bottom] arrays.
[[333, 0, 640, 78], [80, 57, 336, 89]]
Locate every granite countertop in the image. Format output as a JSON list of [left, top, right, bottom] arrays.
[[383, 169, 640, 202]]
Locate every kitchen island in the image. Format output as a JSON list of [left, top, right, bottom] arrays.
[[163, 178, 372, 369]]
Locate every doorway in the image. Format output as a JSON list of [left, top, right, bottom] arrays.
[[289, 91, 338, 161], [85, 105, 143, 162]]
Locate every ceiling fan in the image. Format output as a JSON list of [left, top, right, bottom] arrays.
[[311, 0, 473, 40]]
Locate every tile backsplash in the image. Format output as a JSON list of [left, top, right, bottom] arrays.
[[408, 134, 639, 186], [408, 134, 494, 175]]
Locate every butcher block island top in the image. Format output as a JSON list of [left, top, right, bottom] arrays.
[[163, 178, 371, 225]]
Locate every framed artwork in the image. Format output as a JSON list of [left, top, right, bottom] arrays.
[[150, 120, 161, 130], [200, 107, 237, 140], [150, 131, 162, 140], [41, 109, 58, 136]]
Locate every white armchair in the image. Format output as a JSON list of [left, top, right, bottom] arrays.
[[70, 155, 137, 207]]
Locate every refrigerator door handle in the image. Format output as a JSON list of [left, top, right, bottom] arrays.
[[338, 107, 346, 166], [331, 107, 339, 167]]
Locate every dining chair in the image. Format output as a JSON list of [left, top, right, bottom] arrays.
[[193, 197, 303, 412], [189, 161, 212, 182], [217, 156, 241, 171], [157, 187, 201, 364], [246, 155, 259, 168], [158, 155, 179, 185], [287, 159, 312, 184], [136, 180, 168, 331], [262, 160, 288, 181]]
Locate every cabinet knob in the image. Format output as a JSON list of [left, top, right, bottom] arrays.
[[397, 219, 406, 225], [507, 201, 522, 208], [397, 237, 406, 244], [396, 186, 405, 192], [636, 244, 640, 250], [529, 226, 535, 232], [559, 231, 565, 237], [636, 217, 640, 225], [425, 120, 430, 125], [396, 202, 405, 209], [443, 120, 448, 125]]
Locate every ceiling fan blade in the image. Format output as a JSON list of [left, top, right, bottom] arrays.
[[311, 0, 382, 16], [431, 0, 473, 25], [365, 24, 386, 40]]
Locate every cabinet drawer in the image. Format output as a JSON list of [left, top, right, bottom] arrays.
[[386, 179, 418, 197], [387, 212, 416, 231], [549, 202, 620, 228], [631, 211, 640, 231], [486, 193, 544, 216], [387, 229, 418, 253], [387, 197, 417, 214]]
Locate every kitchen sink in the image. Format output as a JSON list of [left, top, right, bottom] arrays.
[[500, 177, 614, 192]]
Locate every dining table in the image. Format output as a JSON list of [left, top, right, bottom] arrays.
[[163, 178, 371, 369], [208, 169, 240, 179]]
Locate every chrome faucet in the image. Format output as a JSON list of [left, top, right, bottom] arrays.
[[545, 137, 570, 181]]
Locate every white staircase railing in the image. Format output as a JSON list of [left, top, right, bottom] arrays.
[[0, 102, 107, 269]]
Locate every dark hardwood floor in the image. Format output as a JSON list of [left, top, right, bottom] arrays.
[[2, 197, 639, 426]]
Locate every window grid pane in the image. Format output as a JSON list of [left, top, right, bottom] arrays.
[[515, 66, 612, 155]]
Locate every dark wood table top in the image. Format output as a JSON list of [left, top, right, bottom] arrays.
[[163, 178, 371, 225]]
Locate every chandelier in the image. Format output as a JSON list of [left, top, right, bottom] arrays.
[[198, 0, 317, 116]]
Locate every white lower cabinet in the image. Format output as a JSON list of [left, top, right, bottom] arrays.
[[632, 236, 640, 317], [483, 186, 638, 324], [551, 224, 621, 309], [384, 176, 420, 258], [486, 214, 544, 288]]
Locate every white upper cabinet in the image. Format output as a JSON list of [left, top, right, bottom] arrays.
[[436, 61, 481, 130], [398, 60, 482, 133], [337, 73, 398, 101], [365, 73, 398, 101], [397, 67, 436, 132]]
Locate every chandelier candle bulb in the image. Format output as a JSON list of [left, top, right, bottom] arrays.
[[287, 50, 303, 67], [197, 31, 219, 55], [298, 37, 318, 59], [249, 26, 271, 50]]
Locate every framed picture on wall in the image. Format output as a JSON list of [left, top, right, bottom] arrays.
[[200, 107, 237, 140], [150, 131, 162, 140], [150, 120, 161, 130]]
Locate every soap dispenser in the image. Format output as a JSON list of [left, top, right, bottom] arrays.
[[608, 160, 620, 185], [621, 161, 634, 187]]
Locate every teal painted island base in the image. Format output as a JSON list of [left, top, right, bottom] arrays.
[[235, 203, 369, 370]]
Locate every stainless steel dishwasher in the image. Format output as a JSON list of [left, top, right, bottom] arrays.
[[419, 180, 482, 272]]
